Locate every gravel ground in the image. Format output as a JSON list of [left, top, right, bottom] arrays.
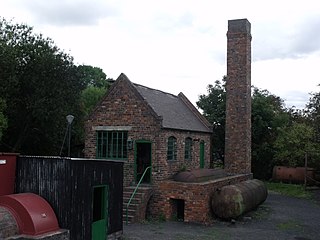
[[123, 191, 320, 240]]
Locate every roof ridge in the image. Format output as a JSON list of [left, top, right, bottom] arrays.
[[133, 83, 178, 98]]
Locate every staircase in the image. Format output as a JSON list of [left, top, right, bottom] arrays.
[[123, 185, 153, 224]]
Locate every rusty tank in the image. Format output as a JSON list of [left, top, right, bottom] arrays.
[[211, 179, 268, 219], [173, 169, 228, 183], [272, 166, 315, 184]]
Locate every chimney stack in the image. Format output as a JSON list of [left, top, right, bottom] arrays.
[[224, 19, 252, 174]]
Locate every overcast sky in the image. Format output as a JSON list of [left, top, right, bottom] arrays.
[[1, 0, 320, 109]]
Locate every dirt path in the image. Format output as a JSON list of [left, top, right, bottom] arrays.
[[123, 192, 320, 240]]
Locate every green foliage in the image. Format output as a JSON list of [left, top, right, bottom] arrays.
[[81, 86, 107, 116], [77, 64, 110, 88], [0, 18, 83, 155], [0, 98, 8, 140], [197, 79, 291, 179], [305, 90, 320, 142], [78, 65, 111, 117], [274, 123, 318, 167], [251, 87, 290, 179], [197, 78, 226, 162]]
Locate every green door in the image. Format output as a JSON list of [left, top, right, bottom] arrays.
[[92, 185, 108, 240], [200, 141, 205, 169]]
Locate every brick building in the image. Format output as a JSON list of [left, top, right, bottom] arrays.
[[84, 18, 253, 225], [85, 73, 213, 187]]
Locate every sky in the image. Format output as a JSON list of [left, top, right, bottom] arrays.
[[1, 0, 320, 109]]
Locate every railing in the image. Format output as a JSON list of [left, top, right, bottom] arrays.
[[126, 166, 151, 225]]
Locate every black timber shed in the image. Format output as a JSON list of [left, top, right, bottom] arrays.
[[15, 156, 123, 240]]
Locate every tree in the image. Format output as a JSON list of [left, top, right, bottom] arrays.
[[305, 90, 320, 142], [77, 65, 111, 117], [0, 18, 84, 155], [77, 65, 110, 88], [197, 78, 292, 179], [197, 78, 226, 164], [251, 87, 290, 179], [274, 122, 318, 168], [81, 86, 107, 116], [0, 98, 7, 140]]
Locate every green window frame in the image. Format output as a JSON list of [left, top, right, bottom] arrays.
[[167, 136, 177, 161], [96, 131, 128, 159], [184, 137, 192, 160]]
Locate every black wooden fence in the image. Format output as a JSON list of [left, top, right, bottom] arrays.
[[15, 156, 123, 239]]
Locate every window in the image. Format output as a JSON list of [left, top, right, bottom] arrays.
[[184, 137, 192, 160], [167, 136, 177, 161], [96, 131, 128, 159]]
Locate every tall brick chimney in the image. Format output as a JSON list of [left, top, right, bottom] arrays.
[[224, 19, 252, 174]]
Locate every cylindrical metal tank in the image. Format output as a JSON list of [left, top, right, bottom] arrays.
[[211, 179, 268, 219], [272, 166, 315, 184], [0, 193, 59, 236], [173, 169, 227, 182]]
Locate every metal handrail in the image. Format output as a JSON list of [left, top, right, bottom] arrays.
[[126, 166, 151, 225]]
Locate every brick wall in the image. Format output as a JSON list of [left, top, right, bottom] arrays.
[[152, 129, 211, 185], [225, 19, 252, 174], [150, 174, 252, 224]]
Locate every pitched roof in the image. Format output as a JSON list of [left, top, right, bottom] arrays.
[[128, 76, 212, 133]]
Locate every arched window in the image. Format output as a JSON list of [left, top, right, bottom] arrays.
[[184, 137, 192, 160], [167, 136, 177, 161]]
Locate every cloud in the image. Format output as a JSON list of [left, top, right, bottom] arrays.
[[290, 16, 320, 57], [18, 0, 119, 26], [253, 14, 320, 61], [153, 12, 194, 32]]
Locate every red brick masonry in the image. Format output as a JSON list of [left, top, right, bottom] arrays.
[[154, 174, 252, 224]]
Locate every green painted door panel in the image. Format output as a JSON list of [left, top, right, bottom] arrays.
[[92, 219, 106, 240], [92, 186, 108, 240]]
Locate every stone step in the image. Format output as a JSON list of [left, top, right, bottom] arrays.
[[122, 186, 154, 224], [123, 214, 134, 224], [123, 203, 138, 212], [123, 208, 136, 215], [123, 192, 144, 198], [123, 197, 142, 204]]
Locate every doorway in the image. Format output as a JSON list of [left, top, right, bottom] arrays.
[[92, 185, 108, 240], [135, 141, 152, 183], [171, 198, 185, 221]]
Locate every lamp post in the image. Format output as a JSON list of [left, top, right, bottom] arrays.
[[66, 115, 74, 157]]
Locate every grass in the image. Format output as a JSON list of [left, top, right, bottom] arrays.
[[265, 182, 312, 199], [277, 219, 303, 231]]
